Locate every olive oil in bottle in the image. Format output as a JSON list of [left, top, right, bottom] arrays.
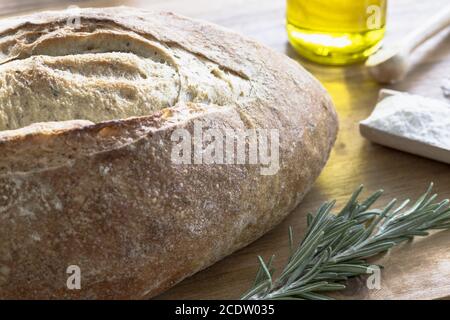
[[287, 0, 387, 65]]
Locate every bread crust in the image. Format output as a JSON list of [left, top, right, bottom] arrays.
[[0, 7, 338, 299]]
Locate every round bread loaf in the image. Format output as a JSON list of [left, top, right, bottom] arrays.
[[0, 7, 338, 299]]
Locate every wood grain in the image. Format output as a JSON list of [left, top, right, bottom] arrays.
[[1, 0, 449, 300]]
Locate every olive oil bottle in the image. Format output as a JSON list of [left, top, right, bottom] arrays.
[[287, 0, 387, 65]]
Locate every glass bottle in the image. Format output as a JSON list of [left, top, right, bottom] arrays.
[[287, 0, 387, 65]]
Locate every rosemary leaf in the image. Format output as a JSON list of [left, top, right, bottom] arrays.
[[241, 184, 450, 300]]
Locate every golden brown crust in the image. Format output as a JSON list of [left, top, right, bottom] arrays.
[[0, 7, 338, 299]]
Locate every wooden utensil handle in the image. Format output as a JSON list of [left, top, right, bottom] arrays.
[[404, 5, 450, 53]]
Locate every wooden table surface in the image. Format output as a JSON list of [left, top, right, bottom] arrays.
[[2, 0, 450, 300]]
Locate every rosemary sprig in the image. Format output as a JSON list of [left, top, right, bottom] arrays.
[[241, 184, 450, 300]]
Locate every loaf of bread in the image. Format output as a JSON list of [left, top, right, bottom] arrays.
[[0, 7, 338, 299]]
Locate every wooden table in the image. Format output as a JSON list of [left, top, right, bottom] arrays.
[[2, 0, 449, 300]]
